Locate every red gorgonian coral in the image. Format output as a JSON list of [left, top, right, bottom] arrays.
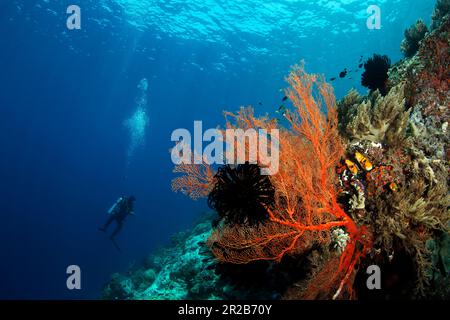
[[172, 64, 372, 299]]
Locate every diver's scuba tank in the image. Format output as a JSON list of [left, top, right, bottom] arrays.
[[108, 197, 123, 215]]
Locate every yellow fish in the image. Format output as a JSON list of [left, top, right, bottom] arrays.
[[389, 182, 398, 192], [355, 151, 373, 171], [345, 159, 359, 175]]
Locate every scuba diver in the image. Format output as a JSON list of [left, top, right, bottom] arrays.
[[99, 196, 136, 250]]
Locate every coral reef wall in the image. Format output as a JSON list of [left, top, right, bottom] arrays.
[[338, 12, 449, 298], [103, 5, 449, 301]]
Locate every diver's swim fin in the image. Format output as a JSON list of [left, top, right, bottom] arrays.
[[110, 237, 121, 252]]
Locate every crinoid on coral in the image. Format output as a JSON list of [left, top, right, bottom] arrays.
[[207, 162, 275, 225], [171, 12, 449, 298], [401, 20, 429, 58], [431, 0, 450, 30], [173, 64, 372, 300], [361, 54, 391, 96]]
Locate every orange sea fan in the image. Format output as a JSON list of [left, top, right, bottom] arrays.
[[171, 64, 371, 299], [207, 64, 371, 299], [171, 157, 216, 200]]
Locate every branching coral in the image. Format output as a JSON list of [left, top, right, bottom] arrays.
[[401, 20, 429, 58]]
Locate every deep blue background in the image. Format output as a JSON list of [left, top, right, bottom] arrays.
[[0, 0, 434, 299]]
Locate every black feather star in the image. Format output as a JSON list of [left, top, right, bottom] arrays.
[[361, 54, 391, 96], [207, 162, 275, 225]]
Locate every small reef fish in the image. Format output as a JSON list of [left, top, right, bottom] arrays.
[[332, 57, 364, 81], [388, 182, 398, 192], [282, 96, 288, 102], [345, 159, 359, 175], [276, 105, 287, 114], [355, 151, 373, 171]]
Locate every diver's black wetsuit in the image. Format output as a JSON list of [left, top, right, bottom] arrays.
[[100, 210, 126, 238], [99, 197, 135, 246]]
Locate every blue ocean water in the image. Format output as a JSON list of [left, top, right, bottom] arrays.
[[0, 0, 436, 299]]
